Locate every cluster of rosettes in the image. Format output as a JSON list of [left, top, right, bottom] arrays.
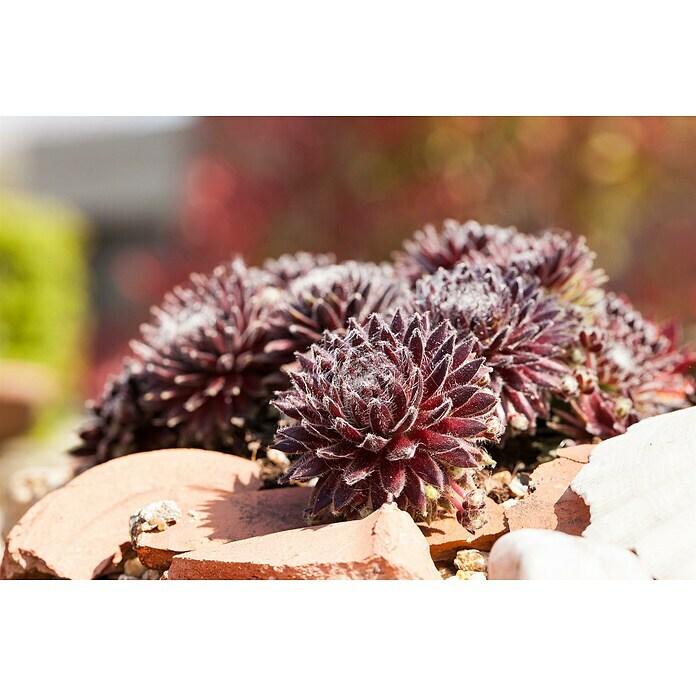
[[72, 359, 177, 472], [395, 219, 607, 309], [74, 260, 294, 467], [412, 263, 579, 433], [267, 261, 410, 356], [262, 251, 337, 288], [73, 257, 413, 471], [74, 217, 694, 530], [553, 293, 695, 439], [510, 231, 607, 308], [273, 312, 502, 529], [394, 219, 524, 283]]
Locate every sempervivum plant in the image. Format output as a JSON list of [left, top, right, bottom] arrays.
[[413, 263, 579, 433], [553, 293, 695, 440], [510, 230, 607, 308], [395, 219, 607, 309], [73, 259, 292, 468], [394, 219, 523, 283], [272, 311, 502, 530], [71, 359, 177, 473], [262, 251, 337, 288], [267, 261, 410, 356]]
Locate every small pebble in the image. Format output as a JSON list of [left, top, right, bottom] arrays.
[[454, 549, 488, 573], [266, 448, 290, 467], [123, 556, 147, 577], [508, 475, 529, 498], [491, 471, 512, 486], [438, 566, 456, 580], [130, 500, 182, 537], [456, 570, 487, 581]]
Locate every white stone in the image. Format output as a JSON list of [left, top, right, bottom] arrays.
[[571, 407, 696, 580], [488, 529, 652, 579]]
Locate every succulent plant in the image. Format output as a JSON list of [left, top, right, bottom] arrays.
[[413, 263, 579, 434], [71, 359, 177, 473], [73, 259, 291, 468], [262, 251, 337, 288], [272, 311, 502, 530], [510, 230, 607, 307], [553, 391, 639, 441], [553, 293, 695, 440], [394, 219, 523, 283], [75, 213, 694, 497], [395, 219, 607, 309], [267, 261, 411, 356]]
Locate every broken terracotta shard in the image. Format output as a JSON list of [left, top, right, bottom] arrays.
[[132, 486, 313, 571], [1, 449, 261, 580], [165, 503, 442, 580], [504, 444, 594, 536], [418, 497, 507, 561]]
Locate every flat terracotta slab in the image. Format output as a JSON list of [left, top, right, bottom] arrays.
[[166, 503, 442, 580], [419, 497, 507, 560], [1, 449, 261, 580], [504, 444, 595, 536], [133, 486, 313, 571]]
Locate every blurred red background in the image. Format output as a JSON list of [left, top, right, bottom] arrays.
[[110, 117, 696, 393], [4, 117, 695, 399], [180, 117, 696, 319]]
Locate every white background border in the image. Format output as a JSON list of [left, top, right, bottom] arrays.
[[2, 2, 694, 692], [2, 1, 695, 115]]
